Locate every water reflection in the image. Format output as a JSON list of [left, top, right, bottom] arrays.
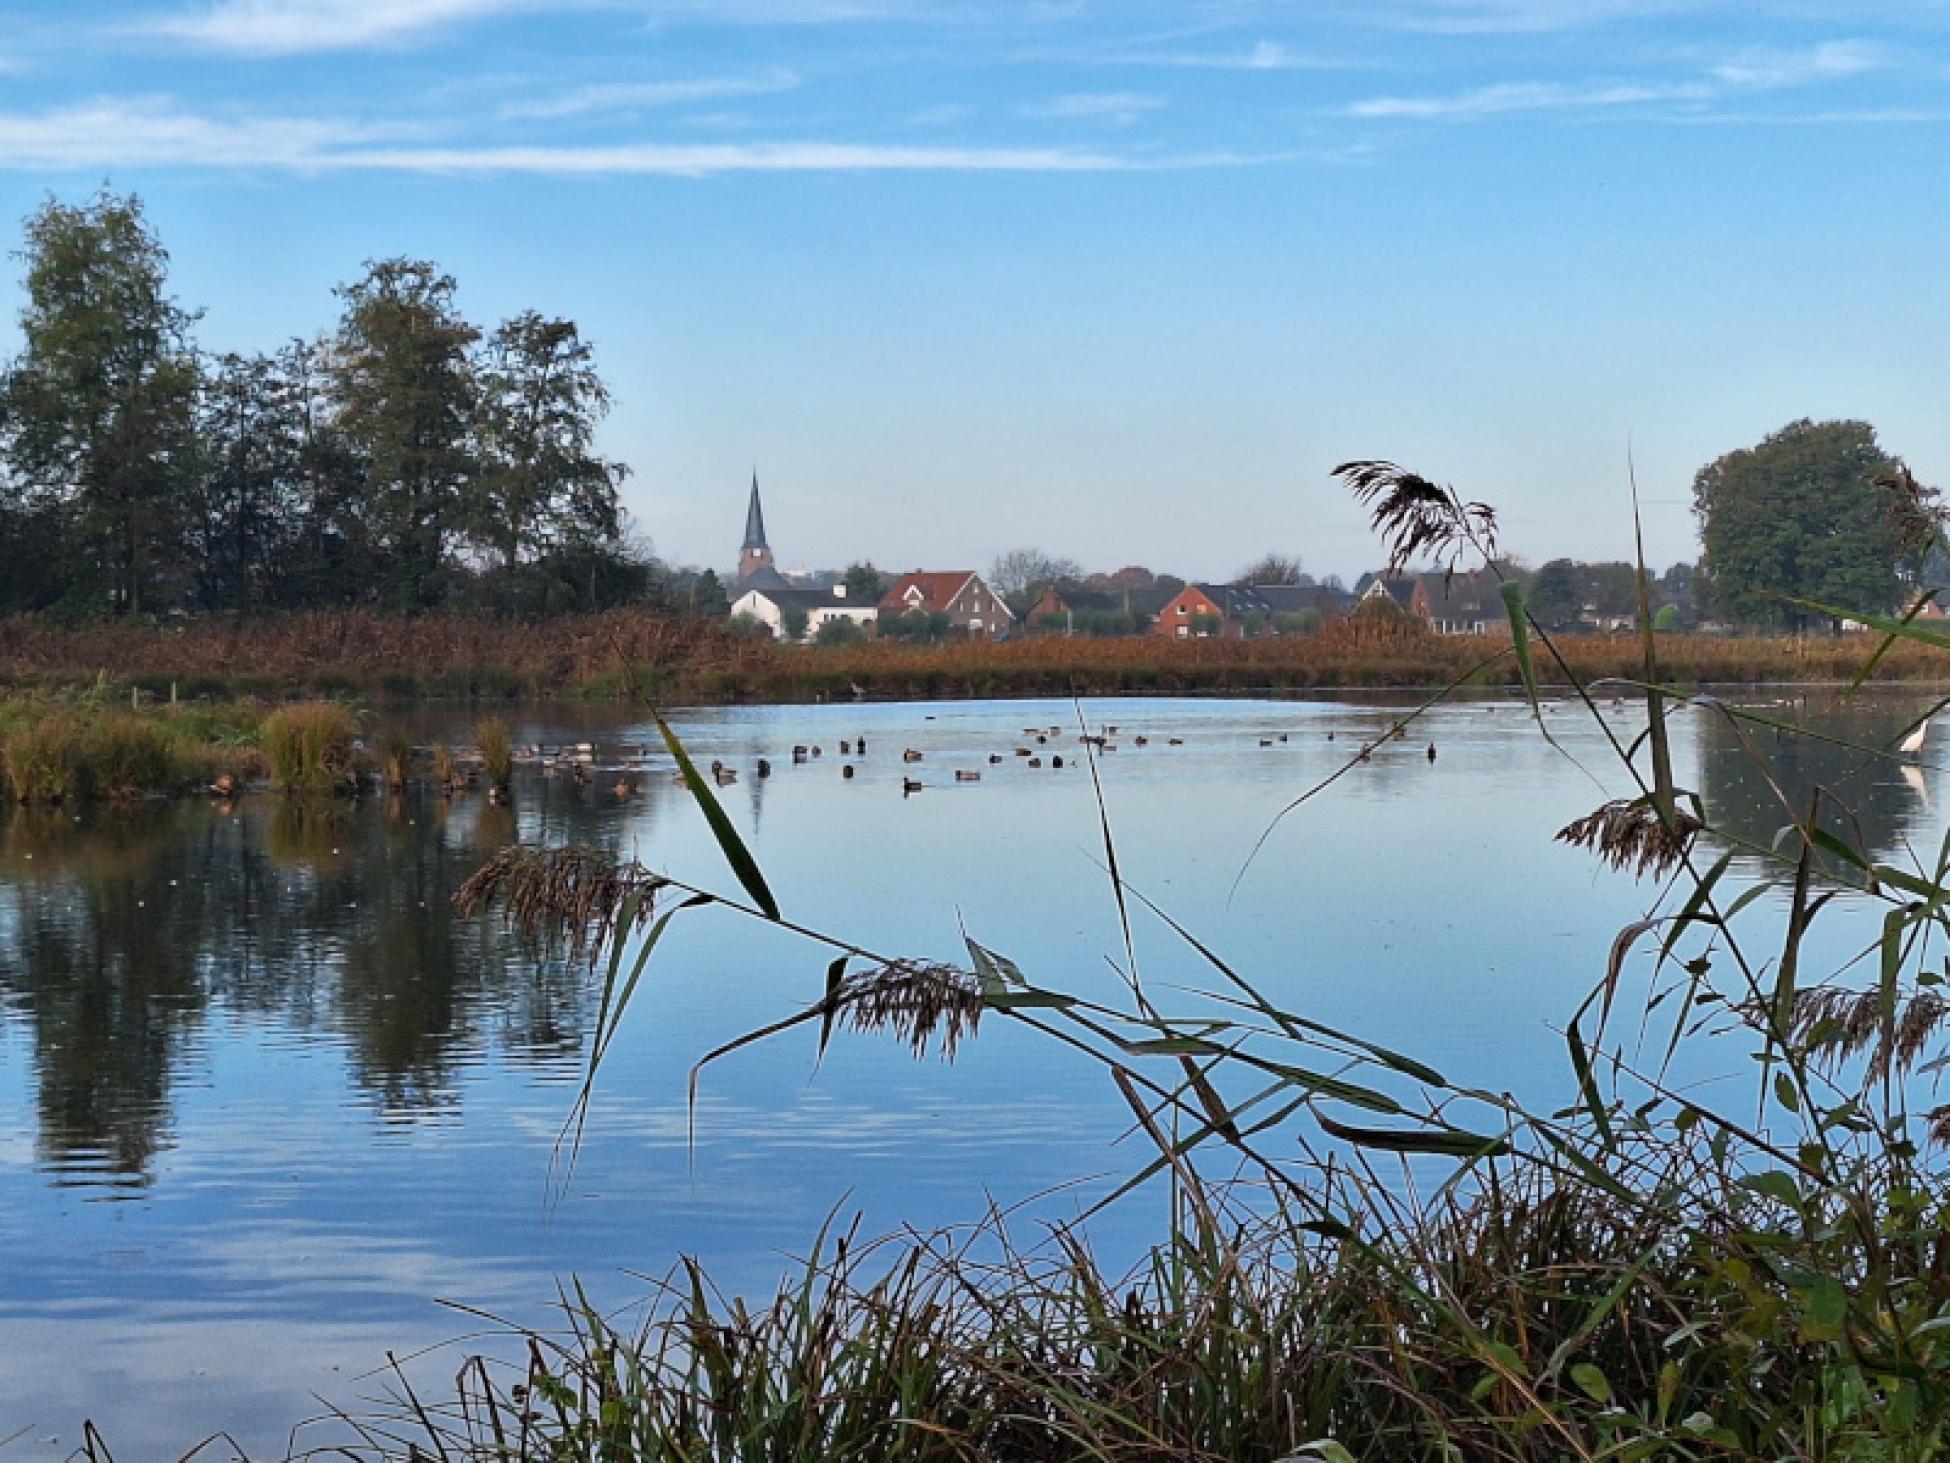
[[0, 789, 602, 1188], [1691, 695, 1934, 870]]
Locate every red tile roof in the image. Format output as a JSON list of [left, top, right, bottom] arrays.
[[879, 571, 979, 615]]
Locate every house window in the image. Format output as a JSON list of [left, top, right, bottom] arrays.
[[1176, 605, 1187, 615], [1177, 625, 1189, 638]]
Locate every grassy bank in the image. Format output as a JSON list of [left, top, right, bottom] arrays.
[[4, 608, 1947, 705]]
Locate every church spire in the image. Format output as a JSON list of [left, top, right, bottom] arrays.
[[737, 468, 778, 586], [742, 468, 768, 552]]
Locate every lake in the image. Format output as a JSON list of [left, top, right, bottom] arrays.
[[0, 690, 1938, 1456]]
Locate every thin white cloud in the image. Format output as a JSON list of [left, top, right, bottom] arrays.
[[1351, 79, 1700, 120], [1378, 0, 1706, 36], [502, 71, 801, 120], [1022, 91, 1165, 123], [0, 97, 406, 168], [153, 0, 532, 54], [1352, 38, 1889, 121], [0, 96, 1255, 175], [1709, 39, 1883, 89]]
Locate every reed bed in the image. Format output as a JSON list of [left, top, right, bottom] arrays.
[[0, 703, 243, 803], [261, 702, 358, 792], [3, 607, 1946, 706]]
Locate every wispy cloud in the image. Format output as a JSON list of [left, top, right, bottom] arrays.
[[502, 70, 801, 120], [1350, 79, 1700, 120], [1021, 91, 1164, 124], [0, 97, 406, 167], [1350, 38, 1890, 121], [0, 95, 1257, 175], [1378, 0, 1705, 36], [1709, 39, 1883, 89], [152, 0, 534, 54]]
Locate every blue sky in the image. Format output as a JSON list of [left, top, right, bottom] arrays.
[[0, 1, 1946, 581]]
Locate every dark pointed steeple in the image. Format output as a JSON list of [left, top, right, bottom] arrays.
[[742, 469, 768, 553], [737, 468, 779, 587]]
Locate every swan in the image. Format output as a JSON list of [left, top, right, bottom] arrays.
[[1901, 718, 1934, 758]]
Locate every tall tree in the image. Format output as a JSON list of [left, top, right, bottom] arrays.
[[0, 190, 200, 615], [1234, 553, 1306, 586], [468, 311, 626, 570], [329, 259, 478, 609], [843, 561, 887, 603], [989, 548, 1083, 611], [1694, 419, 1904, 630], [191, 351, 307, 613], [1528, 558, 1582, 630]]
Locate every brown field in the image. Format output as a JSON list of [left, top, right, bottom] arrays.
[[0, 609, 1942, 704]]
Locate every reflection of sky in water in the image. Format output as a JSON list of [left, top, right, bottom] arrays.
[[0, 691, 1945, 1456]]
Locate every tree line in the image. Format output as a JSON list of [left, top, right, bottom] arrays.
[[0, 189, 644, 620]]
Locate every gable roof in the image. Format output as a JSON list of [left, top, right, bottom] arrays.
[[880, 571, 979, 614], [1417, 571, 1498, 621], [1037, 587, 1125, 616], [736, 585, 868, 612], [1364, 576, 1420, 610], [735, 562, 790, 591]]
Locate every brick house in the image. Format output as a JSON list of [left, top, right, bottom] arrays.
[[878, 571, 1015, 635], [1151, 582, 1352, 638]]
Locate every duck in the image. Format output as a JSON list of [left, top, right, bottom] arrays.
[[1015, 747, 1033, 758], [902, 777, 923, 795], [1426, 743, 1437, 763], [756, 758, 772, 778], [840, 740, 852, 755], [903, 748, 924, 763], [843, 764, 856, 779], [1027, 757, 1042, 768], [856, 735, 868, 754], [1133, 736, 1148, 747], [1051, 755, 1064, 769], [956, 769, 982, 782], [1167, 737, 1183, 747], [988, 753, 1004, 764], [792, 745, 809, 763]]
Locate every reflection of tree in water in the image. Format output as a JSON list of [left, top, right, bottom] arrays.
[[0, 789, 606, 1189], [1692, 696, 1934, 870]]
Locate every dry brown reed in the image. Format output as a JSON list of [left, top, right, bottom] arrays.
[[1780, 984, 1950, 1087], [831, 961, 985, 1059], [454, 844, 664, 965], [1556, 796, 1703, 878]]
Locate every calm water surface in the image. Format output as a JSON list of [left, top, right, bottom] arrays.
[[0, 692, 1940, 1455]]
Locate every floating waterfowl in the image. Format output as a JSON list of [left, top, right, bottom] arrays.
[[1027, 757, 1042, 768], [756, 758, 771, 777], [902, 777, 923, 795], [843, 764, 856, 779], [792, 745, 809, 763], [1426, 743, 1437, 762], [988, 753, 1004, 764], [1015, 747, 1032, 758], [840, 740, 851, 755], [1051, 755, 1064, 769], [857, 735, 868, 754], [1167, 737, 1183, 746], [956, 770, 981, 782], [903, 748, 924, 763]]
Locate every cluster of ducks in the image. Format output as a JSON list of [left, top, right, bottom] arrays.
[[504, 715, 1454, 803]]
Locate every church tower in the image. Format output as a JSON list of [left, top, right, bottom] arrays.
[[737, 470, 778, 585]]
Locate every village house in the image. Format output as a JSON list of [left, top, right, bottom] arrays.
[[878, 571, 1015, 635], [1150, 582, 1351, 638], [728, 583, 878, 639], [1360, 572, 1502, 636]]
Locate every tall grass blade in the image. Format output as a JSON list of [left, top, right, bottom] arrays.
[[653, 708, 780, 920]]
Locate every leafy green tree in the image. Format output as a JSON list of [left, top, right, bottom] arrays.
[[468, 311, 626, 570], [0, 190, 201, 615], [780, 605, 810, 642], [1528, 559, 1582, 630], [329, 258, 479, 609], [814, 616, 866, 646], [191, 350, 311, 612], [687, 568, 729, 617], [1694, 419, 1904, 630], [842, 561, 887, 603], [1654, 604, 1680, 633]]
